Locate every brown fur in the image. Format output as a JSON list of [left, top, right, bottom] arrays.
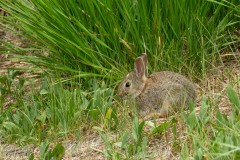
[[118, 54, 196, 120]]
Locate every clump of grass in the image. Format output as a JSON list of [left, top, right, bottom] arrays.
[[0, 74, 117, 146], [180, 85, 240, 159]]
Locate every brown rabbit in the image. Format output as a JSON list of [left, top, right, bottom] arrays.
[[118, 53, 196, 119]]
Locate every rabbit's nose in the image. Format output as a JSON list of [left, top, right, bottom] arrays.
[[117, 92, 126, 99], [118, 93, 124, 99]]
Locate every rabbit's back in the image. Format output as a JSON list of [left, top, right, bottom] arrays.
[[136, 71, 196, 116], [149, 71, 195, 97]]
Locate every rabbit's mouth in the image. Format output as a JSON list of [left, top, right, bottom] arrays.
[[118, 93, 129, 99], [118, 91, 134, 99], [120, 93, 136, 100]]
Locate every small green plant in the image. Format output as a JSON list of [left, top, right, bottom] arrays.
[[0, 78, 116, 146], [94, 116, 154, 160], [2, 104, 43, 145], [28, 141, 65, 160], [181, 85, 240, 159], [148, 117, 178, 137], [126, 116, 147, 159], [0, 70, 25, 111], [211, 85, 240, 159]]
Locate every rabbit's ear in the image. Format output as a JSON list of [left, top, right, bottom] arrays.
[[141, 53, 148, 70], [134, 54, 148, 80]]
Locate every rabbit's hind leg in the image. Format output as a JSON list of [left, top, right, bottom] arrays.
[[159, 87, 184, 117], [141, 101, 170, 121]]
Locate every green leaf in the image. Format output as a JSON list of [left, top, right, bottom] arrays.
[[216, 109, 229, 127], [18, 77, 25, 89], [39, 141, 50, 159], [28, 153, 34, 160], [194, 148, 203, 160], [199, 95, 209, 125], [138, 121, 145, 135], [227, 85, 240, 111], [89, 109, 99, 121], [40, 89, 49, 95], [37, 111, 47, 123], [92, 126, 104, 132], [141, 137, 147, 154], [3, 121, 21, 131], [51, 143, 65, 159], [105, 107, 112, 120], [148, 118, 177, 137], [188, 99, 196, 112], [183, 110, 198, 129], [132, 117, 139, 142], [121, 132, 129, 149]]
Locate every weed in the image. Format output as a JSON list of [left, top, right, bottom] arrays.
[[181, 85, 240, 159], [28, 141, 65, 160]]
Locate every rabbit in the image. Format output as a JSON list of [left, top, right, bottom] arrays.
[[117, 53, 196, 120]]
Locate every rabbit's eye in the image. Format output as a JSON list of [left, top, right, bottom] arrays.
[[125, 81, 131, 87]]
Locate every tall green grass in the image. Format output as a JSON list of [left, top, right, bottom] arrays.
[[1, 0, 239, 79]]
